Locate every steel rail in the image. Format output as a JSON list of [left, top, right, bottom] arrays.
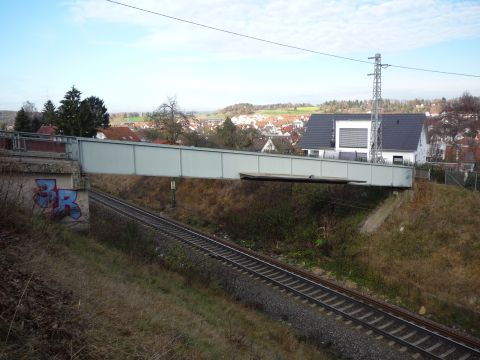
[[90, 189, 480, 360]]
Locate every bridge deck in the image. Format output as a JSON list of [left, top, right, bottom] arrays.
[[77, 138, 413, 187]]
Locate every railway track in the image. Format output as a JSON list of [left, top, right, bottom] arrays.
[[90, 189, 480, 360]]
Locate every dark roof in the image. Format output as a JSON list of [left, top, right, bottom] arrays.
[[298, 113, 426, 151]]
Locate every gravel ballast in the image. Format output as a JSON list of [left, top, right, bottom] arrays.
[[91, 200, 411, 360]]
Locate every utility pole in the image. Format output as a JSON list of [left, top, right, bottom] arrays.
[[170, 178, 176, 208], [368, 53, 384, 163]]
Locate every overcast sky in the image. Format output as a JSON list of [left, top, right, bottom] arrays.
[[1, 0, 479, 112]]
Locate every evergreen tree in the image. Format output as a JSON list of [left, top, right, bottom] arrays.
[[31, 115, 42, 132], [13, 101, 39, 132], [77, 100, 96, 137], [83, 96, 110, 129], [216, 116, 258, 150], [217, 117, 238, 149], [42, 100, 57, 125], [55, 86, 109, 137], [14, 108, 31, 132], [56, 86, 82, 136]]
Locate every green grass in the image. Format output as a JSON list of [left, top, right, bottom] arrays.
[[124, 116, 145, 122], [257, 107, 319, 115]]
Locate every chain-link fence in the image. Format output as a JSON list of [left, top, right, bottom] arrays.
[[415, 165, 480, 192], [445, 169, 480, 191], [414, 168, 431, 181]]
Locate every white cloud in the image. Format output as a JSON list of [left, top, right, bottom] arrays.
[[69, 0, 480, 58]]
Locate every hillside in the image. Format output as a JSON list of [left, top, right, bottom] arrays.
[[0, 210, 332, 359], [0, 111, 15, 125], [91, 175, 480, 337]]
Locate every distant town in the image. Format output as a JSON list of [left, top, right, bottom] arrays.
[[1, 94, 478, 170]]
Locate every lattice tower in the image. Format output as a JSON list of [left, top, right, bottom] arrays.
[[369, 53, 383, 163]]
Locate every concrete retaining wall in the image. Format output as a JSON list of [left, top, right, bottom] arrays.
[[0, 156, 89, 231]]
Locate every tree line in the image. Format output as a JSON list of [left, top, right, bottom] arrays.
[[14, 86, 109, 137], [145, 97, 259, 150], [218, 98, 461, 115]]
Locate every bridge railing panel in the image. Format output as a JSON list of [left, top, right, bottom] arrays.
[[75, 139, 413, 188], [291, 158, 322, 178], [222, 152, 259, 179], [135, 145, 181, 177], [181, 148, 223, 178]]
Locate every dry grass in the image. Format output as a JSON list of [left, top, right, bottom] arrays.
[[1, 168, 333, 359], [90, 174, 480, 336], [2, 221, 332, 359], [362, 182, 480, 333]]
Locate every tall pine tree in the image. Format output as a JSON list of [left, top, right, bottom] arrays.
[[83, 96, 110, 130], [56, 86, 82, 136], [42, 100, 57, 125], [55, 86, 109, 137], [13, 101, 39, 132], [14, 108, 31, 132]]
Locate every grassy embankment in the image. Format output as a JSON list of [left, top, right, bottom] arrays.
[[0, 188, 332, 359], [91, 175, 480, 337]]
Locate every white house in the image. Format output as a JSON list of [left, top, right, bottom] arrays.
[[298, 113, 428, 165], [293, 119, 304, 129]]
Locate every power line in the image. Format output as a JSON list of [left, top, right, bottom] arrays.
[[104, 0, 480, 78], [383, 63, 479, 78], [104, 0, 371, 65]]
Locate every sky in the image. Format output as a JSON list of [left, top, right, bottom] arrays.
[[1, 0, 479, 113]]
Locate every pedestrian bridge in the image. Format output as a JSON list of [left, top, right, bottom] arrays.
[[0, 131, 413, 188]]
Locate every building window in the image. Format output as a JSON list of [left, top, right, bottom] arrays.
[[393, 156, 404, 165], [309, 149, 319, 157], [339, 128, 368, 148]]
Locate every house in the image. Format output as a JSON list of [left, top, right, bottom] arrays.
[[298, 113, 428, 165], [293, 119, 304, 129], [37, 125, 57, 136], [444, 138, 480, 169], [250, 136, 294, 155], [96, 127, 141, 142]]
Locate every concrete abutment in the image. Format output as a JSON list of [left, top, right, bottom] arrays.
[[0, 155, 89, 231]]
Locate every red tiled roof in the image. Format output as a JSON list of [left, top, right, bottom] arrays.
[[152, 139, 172, 145], [98, 127, 141, 142], [37, 125, 56, 136], [445, 142, 480, 163]]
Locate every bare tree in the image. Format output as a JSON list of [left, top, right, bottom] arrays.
[[149, 97, 190, 143], [438, 92, 480, 165]]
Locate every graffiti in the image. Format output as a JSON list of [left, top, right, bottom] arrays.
[[34, 179, 81, 220]]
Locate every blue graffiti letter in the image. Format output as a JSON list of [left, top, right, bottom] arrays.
[[34, 179, 57, 209], [56, 189, 81, 220]]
